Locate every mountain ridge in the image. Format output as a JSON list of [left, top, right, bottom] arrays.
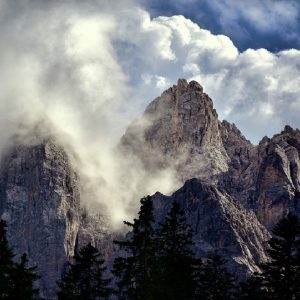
[[1, 78, 300, 297]]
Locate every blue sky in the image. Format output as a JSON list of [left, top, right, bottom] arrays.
[[144, 0, 300, 52]]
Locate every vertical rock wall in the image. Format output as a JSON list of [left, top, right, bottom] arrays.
[[0, 138, 81, 299]]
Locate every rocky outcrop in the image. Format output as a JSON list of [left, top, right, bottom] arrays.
[[121, 78, 300, 271], [76, 210, 115, 262], [152, 178, 269, 277], [254, 126, 300, 228], [218, 120, 257, 206], [121, 79, 229, 182], [0, 138, 81, 299], [1, 78, 300, 296], [123, 79, 300, 229]]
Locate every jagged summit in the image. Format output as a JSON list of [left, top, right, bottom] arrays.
[[122, 78, 229, 182], [1, 78, 300, 298], [122, 78, 300, 229]]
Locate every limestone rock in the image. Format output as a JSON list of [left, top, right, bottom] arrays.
[[0, 138, 81, 299], [152, 178, 269, 277], [121, 78, 300, 272], [121, 78, 229, 183], [254, 126, 300, 228]]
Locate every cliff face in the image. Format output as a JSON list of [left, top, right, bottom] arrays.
[[152, 179, 269, 277], [0, 138, 81, 299], [254, 126, 300, 228], [121, 79, 229, 182], [1, 78, 300, 296], [121, 78, 300, 271]]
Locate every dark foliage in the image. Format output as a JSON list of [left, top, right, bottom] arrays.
[[195, 256, 236, 300], [259, 213, 300, 300], [155, 201, 197, 300], [112, 196, 157, 300], [0, 219, 40, 300], [57, 243, 112, 300]]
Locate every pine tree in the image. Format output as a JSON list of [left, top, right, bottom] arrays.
[[195, 256, 236, 300], [10, 253, 40, 300], [155, 201, 197, 300], [259, 213, 300, 300], [0, 219, 15, 298], [0, 219, 40, 299], [238, 273, 270, 300], [57, 243, 112, 300], [112, 196, 157, 300]]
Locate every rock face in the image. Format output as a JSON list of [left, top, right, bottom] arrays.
[[254, 126, 300, 228], [0, 137, 112, 298], [1, 78, 300, 296], [152, 178, 269, 277], [121, 79, 229, 182], [122, 78, 300, 272], [0, 138, 81, 299]]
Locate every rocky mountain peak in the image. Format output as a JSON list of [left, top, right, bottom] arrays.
[[122, 78, 229, 182], [2, 78, 300, 297], [122, 78, 300, 231]]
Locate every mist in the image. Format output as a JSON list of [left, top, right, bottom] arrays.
[[1, 0, 300, 228], [0, 0, 181, 229]]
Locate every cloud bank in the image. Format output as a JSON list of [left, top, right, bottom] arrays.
[[145, 0, 300, 51], [0, 0, 300, 227]]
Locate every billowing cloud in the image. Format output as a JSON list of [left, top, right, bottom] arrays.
[[145, 0, 300, 51], [0, 0, 300, 227], [113, 11, 300, 142]]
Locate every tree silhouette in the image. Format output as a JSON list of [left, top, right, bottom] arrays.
[[238, 273, 269, 300], [57, 243, 112, 300], [259, 213, 300, 300], [195, 256, 236, 300], [0, 219, 40, 299], [10, 253, 40, 300], [112, 196, 157, 300], [155, 201, 197, 300], [0, 219, 15, 298]]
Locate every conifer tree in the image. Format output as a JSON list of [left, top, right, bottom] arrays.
[[0, 219, 15, 298], [0, 219, 40, 299], [259, 213, 300, 300], [112, 196, 157, 300], [238, 273, 269, 300], [195, 256, 236, 300], [57, 243, 112, 300], [10, 253, 40, 300], [155, 201, 197, 300]]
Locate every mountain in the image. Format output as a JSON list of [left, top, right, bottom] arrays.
[[152, 179, 268, 276], [122, 79, 300, 229], [1, 79, 300, 297], [0, 137, 108, 298], [121, 78, 300, 273]]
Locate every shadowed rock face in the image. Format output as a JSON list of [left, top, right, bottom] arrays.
[[0, 138, 81, 299], [121, 79, 229, 182], [1, 79, 300, 297], [121, 78, 300, 272], [122, 79, 300, 230], [254, 126, 300, 228], [152, 178, 269, 277]]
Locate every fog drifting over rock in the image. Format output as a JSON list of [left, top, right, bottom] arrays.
[[0, 0, 299, 227]]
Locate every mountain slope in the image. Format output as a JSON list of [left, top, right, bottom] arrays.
[[0, 138, 81, 298], [1, 79, 300, 297], [122, 79, 300, 230], [152, 178, 269, 277]]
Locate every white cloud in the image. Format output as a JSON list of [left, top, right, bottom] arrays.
[[113, 11, 300, 142], [0, 0, 300, 227]]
